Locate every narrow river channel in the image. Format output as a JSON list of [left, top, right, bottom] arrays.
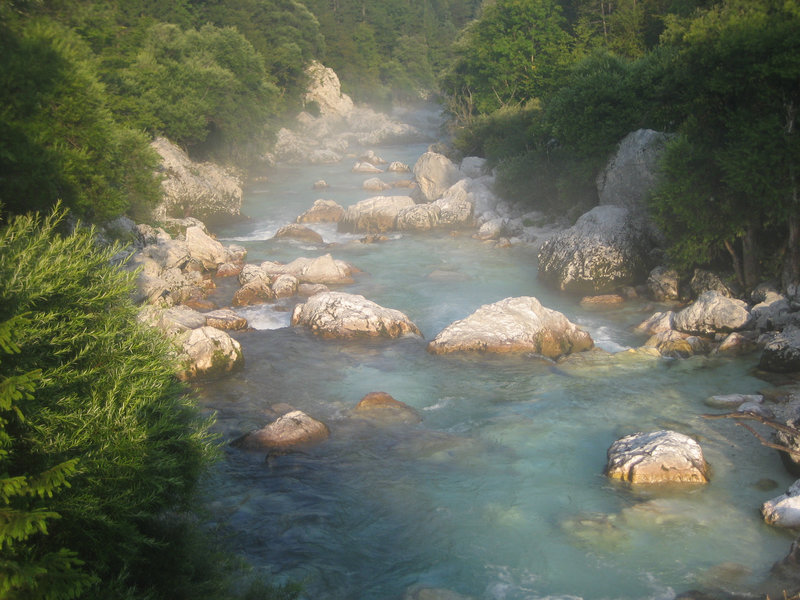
[[197, 106, 795, 600]]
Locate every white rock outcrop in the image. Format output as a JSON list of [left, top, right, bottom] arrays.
[[605, 430, 709, 484], [427, 296, 594, 358]]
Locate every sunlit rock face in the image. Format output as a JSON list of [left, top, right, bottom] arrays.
[[291, 291, 421, 339], [413, 151, 460, 202], [304, 60, 354, 119], [176, 326, 243, 381], [352, 392, 422, 425], [762, 479, 800, 528], [427, 296, 593, 358], [537, 205, 652, 294], [296, 199, 345, 224], [673, 291, 751, 335], [605, 430, 709, 484], [151, 137, 243, 223], [234, 410, 330, 450], [338, 196, 416, 233]]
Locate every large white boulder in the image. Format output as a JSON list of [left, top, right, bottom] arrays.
[[291, 291, 421, 339], [177, 326, 243, 380], [605, 430, 709, 484], [763, 479, 800, 528], [427, 296, 594, 358], [338, 196, 415, 233], [413, 152, 460, 202], [673, 291, 751, 336], [304, 60, 354, 118], [537, 205, 652, 294]]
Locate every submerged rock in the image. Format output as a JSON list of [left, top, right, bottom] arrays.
[[352, 391, 422, 425], [427, 296, 593, 359], [291, 291, 421, 339], [605, 430, 709, 484], [235, 410, 330, 450]]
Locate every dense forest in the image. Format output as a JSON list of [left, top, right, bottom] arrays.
[[1, 0, 799, 597]]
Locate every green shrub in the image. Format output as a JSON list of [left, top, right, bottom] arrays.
[[0, 208, 216, 598]]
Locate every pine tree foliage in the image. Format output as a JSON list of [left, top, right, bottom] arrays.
[[0, 314, 91, 600], [0, 208, 216, 598]]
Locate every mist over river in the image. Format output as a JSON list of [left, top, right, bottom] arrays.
[[198, 106, 795, 600]]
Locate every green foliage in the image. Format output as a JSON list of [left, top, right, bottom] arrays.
[[0, 18, 161, 222], [114, 22, 279, 161], [0, 208, 217, 597], [443, 0, 573, 115]]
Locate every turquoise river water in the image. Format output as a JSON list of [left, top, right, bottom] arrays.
[[199, 107, 796, 599]]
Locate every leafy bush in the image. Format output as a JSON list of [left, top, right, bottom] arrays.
[[0, 19, 161, 222], [0, 208, 216, 598]]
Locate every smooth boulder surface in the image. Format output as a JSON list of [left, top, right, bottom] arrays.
[[413, 151, 460, 202], [273, 223, 325, 244], [236, 410, 330, 450], [605, 430, 709, 484], [673, 291, 751, 335], [291, 291, 421, 339], [177, 326, 243, 381], [261, 253, 355, 285], [537, 206, 651, 294], [427, 296, 594, 358], [353, 392, 422, 425], [338, 196, 415, 233], [297, 199, 345, 223], [763, 480, 800, 528]]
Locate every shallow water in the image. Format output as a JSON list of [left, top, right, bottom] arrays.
[[200, 107, 795, 599]]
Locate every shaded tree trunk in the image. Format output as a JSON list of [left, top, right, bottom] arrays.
[[724, 239, 745, 289], [742, 223, 760, 291]]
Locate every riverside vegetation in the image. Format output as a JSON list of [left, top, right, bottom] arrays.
[[2, 0, 800, 598]]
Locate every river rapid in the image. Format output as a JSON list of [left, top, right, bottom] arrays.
[[199, 106, 795, 600]]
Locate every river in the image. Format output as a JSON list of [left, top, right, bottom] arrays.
[[198, 106, 795, 600]]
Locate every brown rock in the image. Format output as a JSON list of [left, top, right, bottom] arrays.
[[233, 279, 275, 306], [353, 392, 422, 425], [273, 223, 325, 244], [235, 410, 329, 450]]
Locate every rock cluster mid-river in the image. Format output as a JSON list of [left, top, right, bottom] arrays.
[[197, 107, 795, 600]]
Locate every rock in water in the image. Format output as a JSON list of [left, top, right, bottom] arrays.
[[291, 291, 421, 339], [605, 430, 709, 484], [673, 291, 751, 335], [338, 196, 415, 233], [177, 326, 243, 380], [537, 205, 651, 294], [235, 410, 330, 450], [427, 296, 593, 358], [762, 479, 800, 528], [413, 151, 460, 202], [353, 392, 422, 425], [759, 325, 800, 373]]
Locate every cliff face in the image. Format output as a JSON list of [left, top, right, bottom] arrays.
[[150, 137, 243, 224]]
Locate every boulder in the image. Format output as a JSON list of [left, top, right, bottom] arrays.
[[537, 205, 652, 294], [433, 180, 475, 228], [352, 161, 383, 174], [239, 263, 271, 286], [298, 283, 329, 296], [388, 161, 410, 173], [635, 311, 675, 336], [233, 279, 274, 306], [338, 196, 416, 233], [291, 291, 421, 339], [235, 410, 330, 450], [151, 137, 243, 223], [690, 269, 735, 298], [177, 326, 243, 380], [773, 405, 800, 476], [359, 150, 387, 165], [427, 296, 594, 359], [763, 480, 800, 528], [184, 225, 232, 270], [273, 223, 325, 244], [604, 430, 709, 484], [313, 179, 329, 189], [271, 273, 299, 298], [751, 291, 793, 332], [714, 332, 758, 356], [204, 308, 248, 331], [475, 218, 508, 241], [759, 326, 800, 373], [303, 60, 354, 118], [647, 266, 680, 302], [413, 152, 460, 202], [459, 156, 487, 179], [704, 393, 764, 409], [673, 291, 751, 336], [644, 330, 702, 358], [580, 294, 625, 307], [596, 129, 672, 211], [297, 199, 345, 224], [362, 177, 391, 192], [396, 203, 441, 231], [352, 392, 422, 425], [261, 254, 355, 285]]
